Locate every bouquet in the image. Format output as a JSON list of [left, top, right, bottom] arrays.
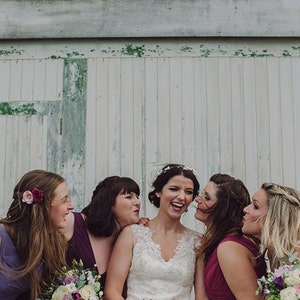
[[43, 259, 103, 300], [256, 253, 300, 300]]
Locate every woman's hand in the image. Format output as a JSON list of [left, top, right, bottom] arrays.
[[137, 217, 150, 226]]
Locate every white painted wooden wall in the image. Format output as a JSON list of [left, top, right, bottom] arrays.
[[0, 58, 63, 214], [0, 40, 299, 233]]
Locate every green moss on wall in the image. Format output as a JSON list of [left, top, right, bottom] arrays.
[[0, 102, 37, 115]]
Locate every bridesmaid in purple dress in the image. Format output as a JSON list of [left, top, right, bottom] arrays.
[[61, 176, 142, 290], [0, 170, 74, 300], [194, 174, 266, 300]]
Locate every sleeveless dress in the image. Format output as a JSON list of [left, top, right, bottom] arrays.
[[204, 235, 267, 300], [126, 224, 200, 300], [0, 224, 31, 299], [66, 212, 106, 288]]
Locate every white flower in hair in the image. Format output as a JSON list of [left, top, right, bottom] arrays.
[[156, 164, 198, 177]]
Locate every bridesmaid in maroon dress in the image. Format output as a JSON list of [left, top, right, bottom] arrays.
[[61, 176, 142, 290], [242, 182, 300, 271], [194, 173, 266, 300]]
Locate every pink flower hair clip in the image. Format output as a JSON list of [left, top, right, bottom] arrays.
[[22, 187, 44, 204]]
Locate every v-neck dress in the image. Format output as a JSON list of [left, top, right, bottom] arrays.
[[66, 212, 106, 288], [126, 224, 200, 300]]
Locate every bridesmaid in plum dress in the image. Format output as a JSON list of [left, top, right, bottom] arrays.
[[61, 176, 142, 290], [194, 173, 266, 300]]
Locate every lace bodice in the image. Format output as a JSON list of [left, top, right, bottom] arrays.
[[126, 224, 200, 300]]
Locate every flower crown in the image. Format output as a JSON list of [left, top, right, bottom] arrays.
[[157, 164, 198, 177], [22, 187, 44, 204]]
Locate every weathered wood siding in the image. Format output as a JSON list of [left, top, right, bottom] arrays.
[[0, 40, 299, 232], [0, 58, 63, 213]]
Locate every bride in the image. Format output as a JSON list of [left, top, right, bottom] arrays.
[[104, 164, 201, 300]]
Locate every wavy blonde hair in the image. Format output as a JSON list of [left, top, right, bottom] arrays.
[[260, 182, 300, 268], [0, 170, 68, 300]]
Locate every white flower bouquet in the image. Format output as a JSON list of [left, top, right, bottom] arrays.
[[43, 259, 103, 300], [256, 253, 300, 300]]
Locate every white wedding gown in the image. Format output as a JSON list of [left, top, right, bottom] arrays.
[[126, 224, 200, 300]]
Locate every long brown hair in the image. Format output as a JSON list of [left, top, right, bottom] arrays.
[[198, 173, 250, 264], [0, 170, 68, 299]]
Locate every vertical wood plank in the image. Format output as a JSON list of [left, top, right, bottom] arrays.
[[4, 116, 19, 211], [292, 58, 300, 190], [182, 57, 196, 167], [45, 59, 64, 101], [219, 57, 233, 174], [144, 57, 159, 218], [0, 116, 7, 215], [157, 57, 170, 164], [120, 58, 134, 174], [132, 59, 146, 213], [33, 59, 46, 100], [21, 60, 34, 100], [231, 58, 246, 181], [108, 58, 121, 174], [255, 58, 270, 185], [279, 58, 296, 187], [0, 60, 10, 100], [194, 57, 209, 187], [206, 58, 220, 175], [85, 58, 97, 200], [96, 58, 109, 181], [17, 116, 31, 173], [169, 57, 182, 162], [243, 58, 258, 194], [9, 60, 22, 101], [267, 57, 283, 185], [62, 59, 87, 209]]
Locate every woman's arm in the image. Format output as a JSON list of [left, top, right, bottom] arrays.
[[194, 256, 209, 300], [104, 225, 134, 300], [217, 241, 263, 300]]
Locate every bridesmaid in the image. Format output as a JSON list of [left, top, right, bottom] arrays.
[[242, 182, 300, 270], [194, 173, 266, 300], [0, 170, 74, 300], [61, 176, 141, 289]]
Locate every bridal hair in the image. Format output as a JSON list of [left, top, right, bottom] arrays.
[[260, 182, 300, 268], [148, 163, 200, 208]]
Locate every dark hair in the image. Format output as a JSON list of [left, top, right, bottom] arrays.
[[199, 173, 250, 263], [82, 176, 140, 236], [148, 164, 200, 208]]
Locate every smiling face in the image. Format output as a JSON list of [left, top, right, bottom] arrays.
[[242, 188, 268, 239], [50, 182, 74, 229], [112, 191, 141, 228], [156, 175, 194, 218], [194, 181, 218, 225]]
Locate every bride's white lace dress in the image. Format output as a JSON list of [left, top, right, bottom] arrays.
[[126, 224, 200, 300]]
